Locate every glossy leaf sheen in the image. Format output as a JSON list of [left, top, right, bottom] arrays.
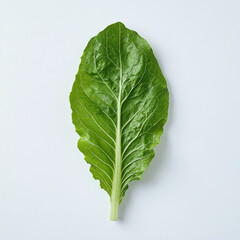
[[70, 22, 169, 220]]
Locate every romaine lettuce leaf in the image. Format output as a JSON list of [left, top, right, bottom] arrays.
[[70, 22, 169, 220]]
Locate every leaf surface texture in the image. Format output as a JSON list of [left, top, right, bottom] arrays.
[[70, 22, 169, 220]]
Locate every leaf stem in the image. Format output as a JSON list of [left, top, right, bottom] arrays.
[[110, 23, 122, 221], [110, 99, 122, 220]]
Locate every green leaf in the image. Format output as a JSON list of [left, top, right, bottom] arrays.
[[70, 22, 169, 220]]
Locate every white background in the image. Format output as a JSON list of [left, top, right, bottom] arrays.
[[1, 0, 240, 239]]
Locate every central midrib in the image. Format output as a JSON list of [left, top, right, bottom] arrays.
[[110, 23, 122, 221]]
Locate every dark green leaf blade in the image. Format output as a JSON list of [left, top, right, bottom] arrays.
[[70, 22, 169, 220]]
